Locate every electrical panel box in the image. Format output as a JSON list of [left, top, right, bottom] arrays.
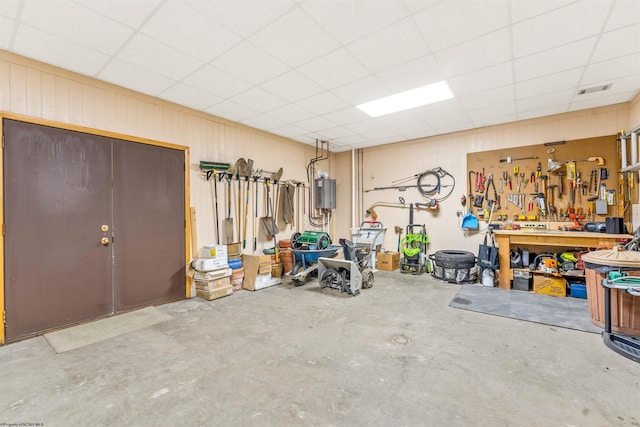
[[315, 178, 336, 209]]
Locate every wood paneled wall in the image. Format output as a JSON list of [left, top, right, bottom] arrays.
[[0, 50, 331, 252], [334, 101, 635, 256], [2, 50, 638, 257]]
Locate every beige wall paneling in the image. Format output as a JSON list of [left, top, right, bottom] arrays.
[[333, 103, 635, 257], [0, 50, 331, 259]]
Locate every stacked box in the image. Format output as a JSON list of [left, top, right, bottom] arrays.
[[196, 284, 233, 301]]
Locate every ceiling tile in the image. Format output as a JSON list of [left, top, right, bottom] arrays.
[[321, 107, 370, 126], [467, 101, 517, 123], [435, 29, 511, 77], [230, 87, 288, 112], [512, 1, 610, 58], [205, 100, 258, 122], [605, 0, 640, 31], [471, 113, 518, 129], [434, 121, 472, 135], [14, 25, 109, 76], [212, 41, 289, 85], [182, 65, 252, 99], [0, 16, 13, 49], [297, 48, 369, 90], [569, 91, 638, 112], [0, 0, 20, 19], [603, 75, 640, 95], [333, 134, 369, 145], [261, 70, 325, 103], [581, 53, 640, 85], [140, 1, 241, 62], [510, 0, 574, 23], [297, 91, 350, 115], [518, 105, 569, 121], [316, 126, 355, 140], [267, 104, 316, 123], [186, 0, 295, 38], [403, 0, 441, 14], [22, 0, 133, 55], [98, 58, 175, 96], [240, 113, 286, 131], [414, 0, 508, 51], [413, 99, 471, 128], [269, 123, 308, 138], [514, 37, 596, 82], [399, 129, 438, 141], [459, 85, 515, 111], [296, 116, 337, 132], [330, 75, 389, 105], [77, 0, 161, 29], [591, 25, 640, 64], [515, 68, 583, 99], [517, 88, 575, 113], [447, 62, 513, 96], [375, 55, 445, 94], [116, 33, 204, 81], [300, 0, 408, 45], [344, 118, 387, 134], [250, 8, 339, 68], [346, 17, 430, 74], [159, 83, 222, 111]]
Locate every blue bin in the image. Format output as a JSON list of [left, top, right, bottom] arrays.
[[569, 283, 587, 299]]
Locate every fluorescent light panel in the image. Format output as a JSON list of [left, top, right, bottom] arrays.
[[357, 81, 454, 117]]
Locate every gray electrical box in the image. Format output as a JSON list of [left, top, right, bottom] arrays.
[[315, 178, 336, 209]]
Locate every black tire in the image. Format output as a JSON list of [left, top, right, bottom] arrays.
[[362, 268, 374, 289], [319, 267, 339, 288], [433, 250, 476, 269], [291, 232, 302, 249], [317, 234, 330, 249], [292, 263, 305, 286]]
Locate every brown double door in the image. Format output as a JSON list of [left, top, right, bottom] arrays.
[[3, 119, 185, 341]]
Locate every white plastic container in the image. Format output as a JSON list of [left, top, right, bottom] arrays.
[[481, 268, 495, 287], [198, 244, 227, 261]]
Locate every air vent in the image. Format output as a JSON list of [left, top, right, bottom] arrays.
[[577, 84, 612, 95]]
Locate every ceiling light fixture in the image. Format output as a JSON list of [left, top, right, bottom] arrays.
[[357, 81, 454, 117]]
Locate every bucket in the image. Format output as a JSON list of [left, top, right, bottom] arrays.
[[280, 249, 294, 274], [228, 258, 243, 270], [278, 239, 291, 249], [272, 262, 283, 278]]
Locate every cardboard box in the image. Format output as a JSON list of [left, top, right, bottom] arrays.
[[242, 254, 272, 281], [243, 272, 278, 291], [197, 284, 233, 301], [193, 268, 232, 281], [533, 275, 567, 297], [376, 252, 400, 271], [195, 276, 231, 292]]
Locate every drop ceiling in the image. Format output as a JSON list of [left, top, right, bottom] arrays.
[[1, 0, 639, 152]]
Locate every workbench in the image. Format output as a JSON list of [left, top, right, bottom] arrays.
[[493, 229, 632, 289]]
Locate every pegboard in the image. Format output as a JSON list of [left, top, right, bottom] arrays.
[[466, 135, 635, 224]]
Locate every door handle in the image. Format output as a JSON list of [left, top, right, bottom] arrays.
[[101, 237, 110, 246]]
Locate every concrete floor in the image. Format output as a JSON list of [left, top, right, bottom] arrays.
[[1, 271, 640, 426]]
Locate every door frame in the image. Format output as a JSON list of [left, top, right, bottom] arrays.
[[0, 112, 192, 345]]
